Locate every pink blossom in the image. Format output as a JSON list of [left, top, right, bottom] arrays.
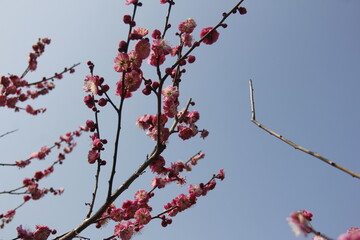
[[88, 150, 99, 164], [83, 75, 101, 95], [163, 102, 178, 118], [147, 51, 166, 66], [182, 33, 193, 47], [28, 52, 38, 71], [178, 18, 197, 34], [287, 210, 313, 237], [183, 111, 199, 124], [338, 227, 360, 240], [125, 0, 137, 5], [313, 236, 327, 240], [162, 85, 179, 103], [146, 126, 170, 143], [200, 129, 209, 139], [216, 169, 225, 181], [136, 114, 153, 130], [174, 194, 193, 211], [128, 50, 142, 70], [160, 0, 167, 4], [149, 156, 167, 174], [25, 105, 38, 115], [16, 160, 31, 168], [152, 39, 171, 56], [115, 70, 143, 98], [110, 208, 125, 222], [188, 185, 202, 197], [178, 125, 197, 140], [114, 53, 130, 72], [17, 225, 34, 239], [190, 152, 205, 165], [238, 6, 247, 15], [0, 95, 6, 106], [134, 208, 152, 225], [133, 27, 149, 37], [5, 209, 16, 218], [135, 39, 150, 59], [134, 190, 149, 204], [34, 225, 51, 240], [151, 177, 167, 188], [114, 221, 135, 240], [200, 27, 220, 45]]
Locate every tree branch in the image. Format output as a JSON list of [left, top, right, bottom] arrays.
[[249, 79, 360, 179]]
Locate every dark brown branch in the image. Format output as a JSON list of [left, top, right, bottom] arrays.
[[169, 98, 192, 134], [56, 144, 166, 240], [249, 79, 360, 179]]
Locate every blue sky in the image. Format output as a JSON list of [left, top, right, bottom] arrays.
[[1, 0, 360, 239]]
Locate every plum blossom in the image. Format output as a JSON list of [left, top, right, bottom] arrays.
[[134, 208, 152, 225], [338, 227, 360, 240], [114, 221, 135, 240], [287, 210, 313, 237], [135, 39, 150, 59], [125, 0, 137, 5], [114, 53, 130, 72], [116, 70, 143, 98], [200, 27, 220, 45], [83, 75, 102, 95], [178, 18, 197, 34], [34, 225, 52, 240]]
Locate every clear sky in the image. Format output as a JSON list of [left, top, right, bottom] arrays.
[[1, 0, 359, 239]]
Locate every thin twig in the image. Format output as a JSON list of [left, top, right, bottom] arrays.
[[0, 129, 18, 138], [249, 79, 360, 179], [161, 0, 174, 38], [87, 107, 102, 218], [169, 98, 192, 134], [27, 63, 80, 86]]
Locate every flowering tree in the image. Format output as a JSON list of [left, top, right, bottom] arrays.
[[1, 1, 245, 239], [1, 1, 359, 240]]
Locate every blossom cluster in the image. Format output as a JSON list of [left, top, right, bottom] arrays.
[[288, 210, 360, 240], [0, 126, 88, 229], [16, 225, 56, 240], [95, 190, 153, 240], [15, 126, 87, 168], [0, 38, 77, 114]]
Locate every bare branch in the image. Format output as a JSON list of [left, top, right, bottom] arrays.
[[0, 129, 18, 138], [249, 79, 360, 179]]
